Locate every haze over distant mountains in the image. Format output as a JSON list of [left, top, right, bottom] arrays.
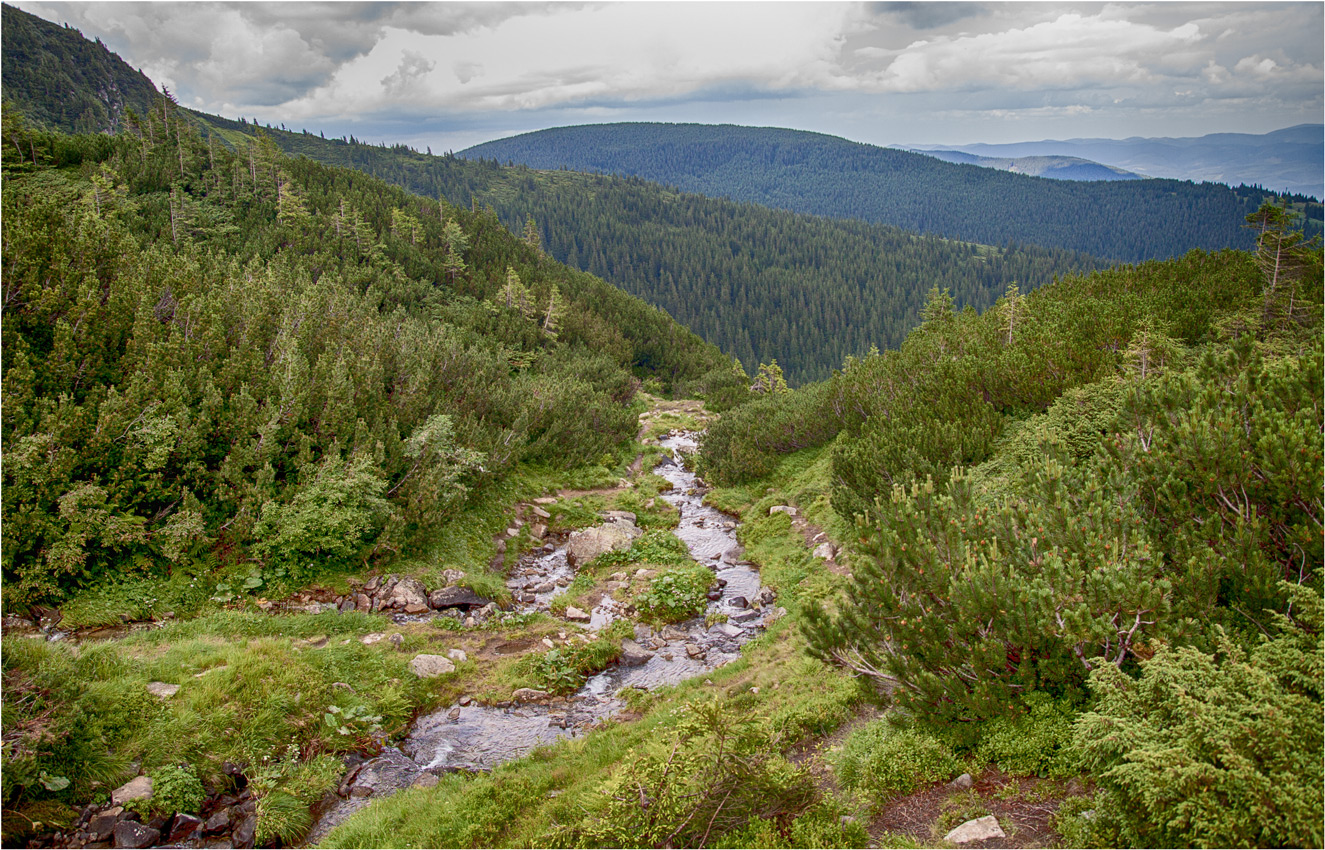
[[909, 125, 1324, 199]]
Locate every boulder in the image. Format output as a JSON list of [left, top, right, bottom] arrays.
[[511, 688, 549, 703], [619, 639, 654, 666], [384, 577, 429, 610], [112, 821, 159, 849], [409, 655, 456, 678], [111, 775, 153, 807], [146, 681, 180, 699], [231, 808, 257, 849], [944, 815, 1006, 844], [566, 522, 642, 566], [166, 813, 202, 844], [708, 622, 744, 639], [429, 586, 491, 610], [88, 808, 122, 842]]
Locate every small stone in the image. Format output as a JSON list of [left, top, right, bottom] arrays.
[[533, 581, 556, 594], [448, 649, 468, 663], [729, 610, 759, 623], [403, 602, 429, 615], [530, 523, 547, 539], [350, 785, 373, 798], [813, 542, 835, 560], [531, 506, 551, 519], [409, 654, 457, 678], [533, 496, 558, 505], [458, 695, 473, 706], [112, 821, 159, 849], [361, 632, 387, 645], [88, 809, 121, 842], [619, 639, 654, 666], [202, 809, 230, 835], [145, 681, 179, 699], [166, 813, 202, 844], [231, 813, 257, 849], [111, 776, 153, 807], [635, 568, 656, 579], [944, 815, 1006, 844], [706, 590, 723, 601], [708, 622, 743, 639], [769, 505, 798, 517], [564, 606, 591, 621], [948, 773, 973, 790], [730, 596, 748, 609], [512, 688, 549, 703], [685, 643, 705, 658], [413, 773, 440, 789]]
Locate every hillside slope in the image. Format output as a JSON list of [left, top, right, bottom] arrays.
[[0, 5, 1103, 386], [0, 3, 158, 134], [461, 122, 1318, 263]]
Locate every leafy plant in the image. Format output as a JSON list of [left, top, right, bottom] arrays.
[[633, 565, 712, 625]]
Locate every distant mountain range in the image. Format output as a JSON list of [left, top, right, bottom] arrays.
[[909, 150, 1143, 182], [910, 125, 1324, 199], [462, 123, 1318, 264]]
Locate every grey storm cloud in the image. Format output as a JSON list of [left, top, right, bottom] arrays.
[[10, 1, 1321, 153]]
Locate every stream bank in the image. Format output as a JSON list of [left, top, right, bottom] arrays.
[[305, 432, 781, 844]]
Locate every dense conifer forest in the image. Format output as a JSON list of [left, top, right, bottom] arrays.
[[463, 122, 1323, 263]]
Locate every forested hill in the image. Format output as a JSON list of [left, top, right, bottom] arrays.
[[188, 121, 1104, 384], [0, 3, 158, 134], [460, 123, 1320, 264], [1, 104, 736, 609], [0, 4, 1104, 385]]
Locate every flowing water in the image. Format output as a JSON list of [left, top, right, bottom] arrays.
[[308, 433, 773, 842]]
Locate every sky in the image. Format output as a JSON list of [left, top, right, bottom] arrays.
[[13, 1, 1324, 154]]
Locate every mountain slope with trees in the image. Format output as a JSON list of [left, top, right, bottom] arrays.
[[0, 3, 1104, 386], [461, 122, 1321, 263], [0, 101, 733, 609], [0, 2, 159, 134]]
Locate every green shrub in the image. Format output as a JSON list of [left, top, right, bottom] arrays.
[[143, 764, 205, 817], [831, 720, 960, 804], [590, 529, 691, 571], [633, 565, 712, 625], [556, 700, 820, 848], [1071, 584, 1323, 848], [976, 691, 1080, 777]]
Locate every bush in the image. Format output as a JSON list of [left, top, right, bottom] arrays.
[[1071, 584, 1323, 848], [633, 565, 712, 625], [556, 700, 820, 848], [831, 720, 960, 804], [142, 764, 205, 817], [976, 691, 1080, 778]]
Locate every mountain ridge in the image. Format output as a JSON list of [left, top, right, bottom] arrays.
[[460, 122, 1319, 263]]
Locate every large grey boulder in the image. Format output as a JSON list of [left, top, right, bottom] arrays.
[[944, 815, 1006, 844], [112, 821, 159, 849], [566, 522, 642, 566], [384, 577, 429, 610], [429, 586, 490, 610], [111, 775, 153, 807], [619, 639, 654, 666], [409, 655, 456, 678]]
